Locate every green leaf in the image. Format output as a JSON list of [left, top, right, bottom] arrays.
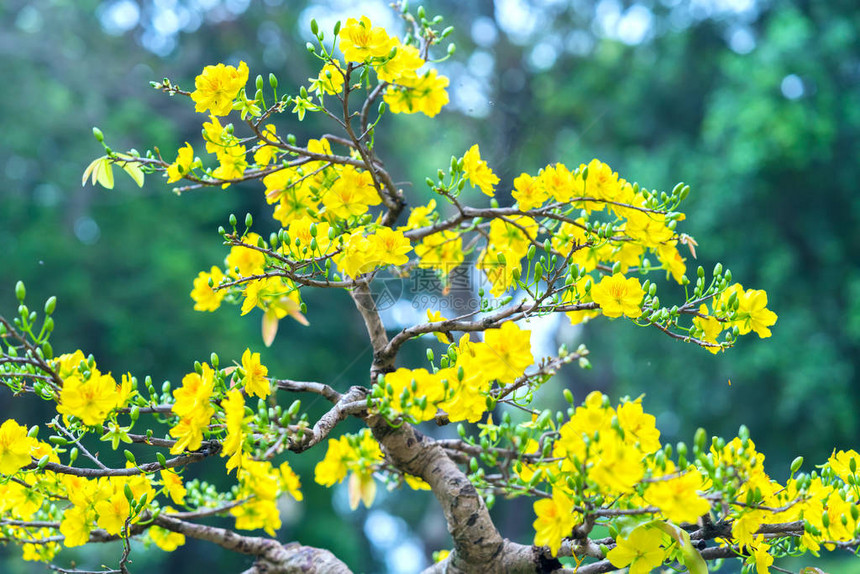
[[115, 154, 145, 187], [648, 520, 707, 574]]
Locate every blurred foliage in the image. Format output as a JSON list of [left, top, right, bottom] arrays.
[[1, 0, 858, 572]]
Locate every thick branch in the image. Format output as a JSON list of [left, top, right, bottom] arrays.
[[288, 387, 368, 453], [348, 281, 391, 377], [154, 514, 352, 574]]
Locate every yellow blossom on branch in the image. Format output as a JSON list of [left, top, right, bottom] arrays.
[[374, 41, 424, 83], [166, 142, 195, 183], [191, 61, 249, 116], [149, 525, 186, 552], [241, 348, 270, 399], [190, 266, 227, 312], [59, 506, 93, 548], [590, 273, 645, 319], [57, 371, 118, 427], [160, 469, 187, 505], [220, 388, 248, 473], [471, 321, 534, 385], [512, 172, 548, 210], [338, 16, 393, 63], [94, 494, 131, 536], [644, 468, 711, 524], [383, 69, 450, 117], [532, 488, 579, 557], [462, 144, 500, 197], [0, 419, 36, 475], [606, 525, 666, 574]]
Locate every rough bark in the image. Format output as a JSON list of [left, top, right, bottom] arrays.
[[155, 514, 352, 574]]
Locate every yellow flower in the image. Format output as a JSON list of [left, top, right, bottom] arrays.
[[190, 266, 227, 312], [462, 144, 499, 197], [212, 144, 248, 185], [241, 276, 280, 316], [314, 436, 350, 487], [415, 230, 463, 274], [3, 480, 43, 520], [279, 461, 303, 501], [374, 41, 424, 83], [368, 227, 412, 267], [471, 322, 533, 385], [606, 526, 665, 574], [172, 364, 216, 418], [0, 419, 35, 475], [253, 124, 279, 167], [383, 69, 450, 117], [656, 242, 686, 284], [532, 488, 579, 557], [617, 400, 661, 454], [736, 288, 778, 338], [220, 388, 247, 473], [623, 210, 675, 247], [310, 61, 345, 95], [238, 457, 280, 501], [554, 391, 614, 464], [52, 350, 86, 380], [693, 304, 724, 354], [114, 373, 135, 410], [202, 114, 231, 154], [403, 199, 437, 230], [404, 474, 431, 491], [381, 368, 445, 422], [160, 469, 186, 505], [487, 216, 537, 256], [348, 469, 377, 510], [590, 273, 644, 319], [166, 143, 194, 183], [645, 470, 710, 524], [59, 506, 93, 548], [437, 339, 493, 423], [582, 159, 623, 203], [241, 348, 270, 399], [589, 434, 645, 495], [225, 234, 266, 277], [323, 165, 380, 219], [231, 498, 281, 536], [191, 61, 249, 116], [95, 494, 131, 536], [539, 163, 576, 203], [746, 537, 774, 574], [57, 372, 118, 427], [335, 232, 376, 279], [314, 429, 383, 508], [827, 449, 860, 482], [170, 365, 216, 454], [512, 173, 548, 211], [149, 525, 185, 551], [338, 16, 393, 63]]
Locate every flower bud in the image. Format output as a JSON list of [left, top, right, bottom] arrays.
[[790, 456, 804, 475]]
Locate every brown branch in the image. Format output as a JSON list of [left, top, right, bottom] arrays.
[[275, 379, 342, 403], [24, 443, 220, 477], [154, 514, 352, 574], [288, 387, 368, 453]]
